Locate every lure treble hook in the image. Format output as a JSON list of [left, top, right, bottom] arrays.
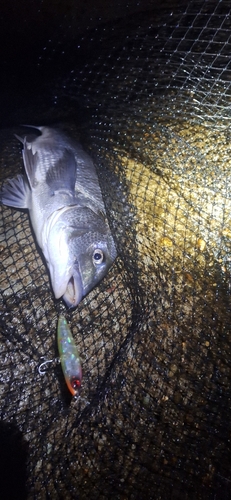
[[38, 358, 56, 375]]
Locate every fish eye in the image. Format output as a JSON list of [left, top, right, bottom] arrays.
[[93, 248, 104, 265]]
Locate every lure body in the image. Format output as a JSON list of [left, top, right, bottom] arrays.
[[57, 315, 82, 396]]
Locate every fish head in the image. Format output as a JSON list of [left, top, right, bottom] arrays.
[[45, 208, 117, 308], [63, 230, 117, 307]]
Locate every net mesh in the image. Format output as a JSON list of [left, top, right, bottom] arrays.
[[1, 1, 231, 498]]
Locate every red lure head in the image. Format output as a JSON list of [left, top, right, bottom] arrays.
[[71, 376, 81, 392]]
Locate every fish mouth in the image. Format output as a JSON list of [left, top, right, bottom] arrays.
[[62, 271, 83, 308]]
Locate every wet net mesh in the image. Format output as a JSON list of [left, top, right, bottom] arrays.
[[1, 1, 231, 498]]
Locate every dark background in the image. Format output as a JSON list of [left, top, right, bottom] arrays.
[[0, 0, 156, 125]]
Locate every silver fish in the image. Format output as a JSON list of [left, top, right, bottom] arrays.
[[0, 126, 117, 307]]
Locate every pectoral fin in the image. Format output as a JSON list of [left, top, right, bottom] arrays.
[[46, 149, 77, 194]]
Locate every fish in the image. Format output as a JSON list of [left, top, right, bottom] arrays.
[[57, 315, 82, 397], [0, 126, 117, 307]]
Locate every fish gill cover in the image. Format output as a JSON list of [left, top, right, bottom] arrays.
[[0, 0, 231, 498]]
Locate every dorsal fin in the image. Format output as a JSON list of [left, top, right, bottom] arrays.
[[22, 139, 39, 189]]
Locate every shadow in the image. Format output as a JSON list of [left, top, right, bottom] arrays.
[[0, 421, 28, 500]]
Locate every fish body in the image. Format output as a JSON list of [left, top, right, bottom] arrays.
[[57, 315, 82, 396], [0, 126, 117, 306]]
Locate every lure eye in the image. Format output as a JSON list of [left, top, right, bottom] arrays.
[[71, 377, 81, 391], [93, 248, 104, 265]]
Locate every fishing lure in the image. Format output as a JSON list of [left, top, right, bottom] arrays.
[[57, 315, 82, 397]]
